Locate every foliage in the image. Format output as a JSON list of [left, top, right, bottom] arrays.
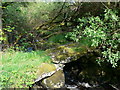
[[0, 50, 51, 88], [2, 2, 65, 48], [0, 26, 15, 44], [2, 2, 115, 49], [66, 9, 120, 67], [48, 34, 68, 44], [1, 2, 120, 88], [3, 2, 60, 28]]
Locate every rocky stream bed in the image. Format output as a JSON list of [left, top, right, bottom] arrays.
[[29, 42, 120, 90]]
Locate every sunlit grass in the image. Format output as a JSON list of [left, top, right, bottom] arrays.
[[0, 50, 51, 88]]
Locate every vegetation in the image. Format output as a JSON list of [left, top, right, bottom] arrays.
[[1, 2, 120, 88], [0, 50, 51, 88], [66, 9, 120, 67]]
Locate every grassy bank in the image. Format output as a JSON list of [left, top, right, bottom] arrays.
[[0, 50, 51, 88]]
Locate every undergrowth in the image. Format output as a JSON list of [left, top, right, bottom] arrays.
[[0, 50, 51, 88]]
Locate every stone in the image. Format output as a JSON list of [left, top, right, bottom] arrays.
[[41, 70, 65, 88], [35, 63, 57, 82], [46, 43, 95, 64], [35, 63, 65, 88]]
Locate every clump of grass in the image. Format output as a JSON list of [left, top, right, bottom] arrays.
[[0, 50, 51, 88]]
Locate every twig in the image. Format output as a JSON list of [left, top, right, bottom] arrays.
[[101, 2, 109, 9], [33, 2, 66, 30], [109, 84, 119, 90]]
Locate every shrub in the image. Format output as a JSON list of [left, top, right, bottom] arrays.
[[66, 9, 120, 67]]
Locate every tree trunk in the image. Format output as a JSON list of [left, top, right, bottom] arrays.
[[0, 2, 2, 51]]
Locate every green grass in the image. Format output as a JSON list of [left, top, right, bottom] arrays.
[[0, 50, 51, 88]]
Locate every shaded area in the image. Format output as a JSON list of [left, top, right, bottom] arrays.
[[63, 53, 120, 90], [31, 52, 120, 89]]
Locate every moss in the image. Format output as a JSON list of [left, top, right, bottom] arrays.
[[36, 63, 65, 88], [46, 42, 95, 63], [36, 63, 56, 78], [41, 70, 65, 88], [57, 55, 64, 59], [64, 47, 75, 54]]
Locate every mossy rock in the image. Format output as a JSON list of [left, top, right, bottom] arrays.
[[46, 43, 95, 64], [41, 70, 65, 88], [35, 63, 57, 82], [35, 63, 65, 88]]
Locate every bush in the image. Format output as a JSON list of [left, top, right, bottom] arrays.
[[66, 9, 120, 67]]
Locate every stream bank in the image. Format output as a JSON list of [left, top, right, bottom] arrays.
[[31, 52, 120, 90]]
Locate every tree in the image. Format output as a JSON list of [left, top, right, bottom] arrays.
[[66, 9, 120, 67]]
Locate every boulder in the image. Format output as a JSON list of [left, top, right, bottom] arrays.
[[46, 42, 95, 64], [41, 70, 65, 88], [35, 63, 65, 88]]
